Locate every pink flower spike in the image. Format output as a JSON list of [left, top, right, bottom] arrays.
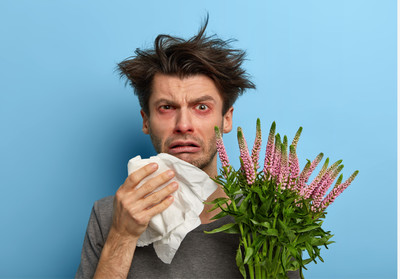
[[303, 157, 329, 199], [237, 127, 255, 184], [298, 153, 324, 197], [320, 174, 344, 210], [271, 133, 282, 179], [263, 122, 276, 177], [215, 126, 230, 169], [320, 170, 359, 211], [336, 170, 358, 195], [304, 153, 324, 183], [312, 163, 344, 209], [291, 126, 303, 150], [310, 159, 342, 200], [288, 145, 300, 190], [251, 118, 262, 170], [279, 136, 289, 189], [297, 160, 311, 195]]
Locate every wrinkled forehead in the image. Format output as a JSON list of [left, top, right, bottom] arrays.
[[149, 73, 223, 105]]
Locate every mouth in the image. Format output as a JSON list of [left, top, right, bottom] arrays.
[[168, 141, 201, 154]]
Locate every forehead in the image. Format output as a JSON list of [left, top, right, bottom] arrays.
[[150, 73, 223, 103]]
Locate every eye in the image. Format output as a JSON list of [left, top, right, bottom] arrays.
[[196, 104, 209, 110], [159, 105, 173, 111]]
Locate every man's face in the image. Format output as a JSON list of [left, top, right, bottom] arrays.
[[141, 73, 233, 176]]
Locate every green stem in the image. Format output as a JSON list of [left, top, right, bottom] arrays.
[[268, 239, 273, 267], [300, 267, 304, 279], [255, 259, 261, 279], [253, 233, 262, 279], [232, 200, 252, 279], [272, 246, 283, 278], [262, 265, 266, 279], [247, 233, 254, 279], [262, 241, 267, 279]]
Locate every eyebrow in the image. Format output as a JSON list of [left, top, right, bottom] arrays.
[[189, 95, 217, 105], [153, 95, 217, 107]]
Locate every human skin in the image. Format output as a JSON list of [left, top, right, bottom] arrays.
[[141, 73, 233, 178], [94, 74, 234, 278]]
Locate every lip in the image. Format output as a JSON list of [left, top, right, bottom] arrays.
[[168, 140, 201, 154]]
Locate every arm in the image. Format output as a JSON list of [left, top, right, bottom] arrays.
[[93, 163, 178, 279]]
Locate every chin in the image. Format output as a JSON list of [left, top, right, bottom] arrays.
[[170, 153, 197, 163]]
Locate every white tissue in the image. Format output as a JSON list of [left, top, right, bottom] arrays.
[[127, 153, 218, 264]]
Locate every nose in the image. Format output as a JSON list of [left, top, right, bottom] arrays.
[[174, 108, 193, 134]]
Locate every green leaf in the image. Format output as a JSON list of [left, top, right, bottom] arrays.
[[286, 259, 300, 271], [296, 234, 311, 244], [283, 196, 296, 208], [305, 242, 314, 259], [251, 203, 257, 216], [204, 222, 237, 234], [288, 246, 298, 258], [236, 247, 246, 279], [209, 210, 228, 220], [207, 197, 229, 204], [302, 258, 313, 265], [244, 247, 254, 264], [206, 197, 229, 212], [252, 236, 265, 252], [310, 237, 330, 246], [250, 219, 271, 229], [223, 225, 240, 234], [238, 195, 251, 212], [281, 248, 288, 271], [232, 189, 244, 196], [278, 219, 288, 232], [266, 229, 279, 236], [252, 187, 267, 203], [297, 225, 321, 233]]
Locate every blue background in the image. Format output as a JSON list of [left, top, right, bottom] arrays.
[[0, 1, 396, 278]]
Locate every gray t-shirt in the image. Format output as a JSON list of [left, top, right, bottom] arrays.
[[76, 196, 300, 279]]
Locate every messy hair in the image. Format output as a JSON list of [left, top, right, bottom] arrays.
[[117, 17, 255, 115]]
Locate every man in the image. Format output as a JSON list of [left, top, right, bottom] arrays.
[[76, 20, 300, 279]]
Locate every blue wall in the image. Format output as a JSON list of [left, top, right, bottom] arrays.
[[0, 1, 396, 278]]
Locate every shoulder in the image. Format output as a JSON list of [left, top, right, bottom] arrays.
[[93, 195, 114, 220], [94, 195, 114, 211], [89, 195, 114, 238]]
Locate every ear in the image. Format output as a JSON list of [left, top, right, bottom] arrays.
[[140, 109, 150, 134], [222, 107, 233, 133]]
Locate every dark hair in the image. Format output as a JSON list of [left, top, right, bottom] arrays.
[[117, 17, 255, 115]]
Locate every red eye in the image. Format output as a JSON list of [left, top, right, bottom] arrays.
[[159, 105, 174, 112], [196, 104, 209, 110]]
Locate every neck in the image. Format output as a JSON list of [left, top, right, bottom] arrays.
[[199, 185, 227, 224], [201, 157, 218, 178], [199, 157, 227, 224]]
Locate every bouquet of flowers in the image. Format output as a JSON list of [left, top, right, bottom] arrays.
[[206, 119, 358, 279]]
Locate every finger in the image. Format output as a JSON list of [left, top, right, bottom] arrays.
[[119, 170, 176, 207], [139, 181, 178, 210], [144, 194, 175, 218], [135, 169, 175, 197], [122, 163, 159, 190], [128, 194, 175, 228], [123, 182, 177, 221]]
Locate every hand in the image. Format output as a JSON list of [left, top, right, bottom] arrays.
[[111, 163, 178, 239]]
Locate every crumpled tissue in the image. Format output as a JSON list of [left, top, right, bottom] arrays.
[[127, 153, 218, 264]]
